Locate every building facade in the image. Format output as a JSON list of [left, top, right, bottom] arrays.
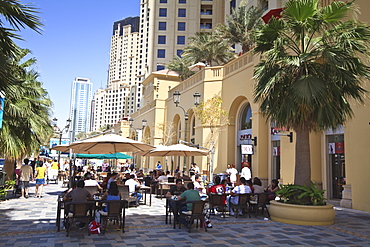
[[69, 77, 93, 140], [129, 0, 370, 212]]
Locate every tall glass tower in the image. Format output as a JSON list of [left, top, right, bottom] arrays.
[[69, 77, 93, 141]]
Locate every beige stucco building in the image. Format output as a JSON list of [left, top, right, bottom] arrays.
[[126, 0, 370, 213]]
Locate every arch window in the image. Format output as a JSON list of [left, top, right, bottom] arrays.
[[240, 103, 252, 130]]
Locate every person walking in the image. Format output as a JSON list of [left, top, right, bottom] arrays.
[[19, 158, 34, 198], [34, 161, 47, 198]]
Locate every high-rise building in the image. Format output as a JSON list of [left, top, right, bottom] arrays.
[[92, 17, 140, 131], [69, 77, 93, 140], [93, 0, 235, 131], [139, 0, 229, 76]]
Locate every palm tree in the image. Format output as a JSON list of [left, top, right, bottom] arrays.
[[182, 32, 235, 66], [215, 6, 264, 53], [0, 49, 53, 179], [167, 55, 195, 80], [253, 0, 370, 186]]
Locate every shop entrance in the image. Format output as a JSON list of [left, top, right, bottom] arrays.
[[328, 134, 345, 199]]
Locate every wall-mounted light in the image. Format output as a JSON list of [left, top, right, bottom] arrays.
[[253, 136, 257, 146]]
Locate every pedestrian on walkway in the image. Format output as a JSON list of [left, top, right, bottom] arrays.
[[19, 158, 34, 198], [34, 161, 47, 198]]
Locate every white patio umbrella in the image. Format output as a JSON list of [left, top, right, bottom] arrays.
[[52, 134, 154, 154], [142, 144, 209, 157]]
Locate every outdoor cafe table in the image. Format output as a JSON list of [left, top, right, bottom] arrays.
[[138, 185, 152, 206], [165, 197, 184, 229]]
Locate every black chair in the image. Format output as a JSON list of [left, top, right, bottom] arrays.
[[179, 200, 207, 233], [99, 200, 128, 233], [249, 193, 270, 218], [208, 193, 227, 218], [230, 193, 251, 218], [168, 177, 175, 183], [64, 201, 95, 236]]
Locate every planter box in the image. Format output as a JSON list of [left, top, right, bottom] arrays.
[[269, 200, 335, 226]]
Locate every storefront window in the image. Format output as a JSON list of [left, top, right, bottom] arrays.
[[327, 134, 345, 199]]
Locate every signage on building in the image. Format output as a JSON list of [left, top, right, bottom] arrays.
[[237, 129, 253, 145], [241, 144, 254, 155]]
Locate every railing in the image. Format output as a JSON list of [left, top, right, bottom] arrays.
[[224, 52, 254, 77]]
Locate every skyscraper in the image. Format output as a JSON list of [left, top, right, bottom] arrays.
[[92, 17, 140, 131], [69, 77, 93, 140]]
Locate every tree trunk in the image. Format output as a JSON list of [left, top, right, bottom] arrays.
[[4, 158, 15, 181], [294, 129, 311, 186]]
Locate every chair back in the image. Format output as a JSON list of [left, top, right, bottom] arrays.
[[101, 200, 128, 217], [190, 200, 206, 215], [84, 186, 99, 196], [144, 176, 152, 186], [257, 193, 269, 204], [168, 177, 175, 183], [237, 193, 251, 206], [209, 193, 225, 206], [66, 201, 95, 218], [118, 185, 131, 198]]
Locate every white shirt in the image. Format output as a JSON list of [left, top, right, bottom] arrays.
[[230, 185, 252, 205], [229, 168, 238, 182], [158, 175, 168, 182], [240, 167, 251, 180], [84, 179, 99, 187], [125, 179, 139, 193]]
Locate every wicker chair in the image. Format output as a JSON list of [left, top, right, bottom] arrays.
[[179, 200, 207, 233], [64, 201, 95, 236], [99, 200, 128, 233]]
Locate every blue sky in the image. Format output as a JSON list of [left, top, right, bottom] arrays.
[[15, 0, 140, 127]]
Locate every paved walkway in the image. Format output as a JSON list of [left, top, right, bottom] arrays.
[[0, 182, 369, 246]]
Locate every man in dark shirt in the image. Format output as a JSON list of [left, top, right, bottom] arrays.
[[166, 179, 187, 215], [166, 179, 186, 198], [63, 180, 94, 202]]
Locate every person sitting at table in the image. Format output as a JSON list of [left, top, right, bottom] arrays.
[[107, 173, 118, 189], [157, 171, 168, 182], [125, 174, 142, 206], [63, 180, 94, 202], [84, 172, 102, 190], [101, 182, 121, 204], [136, 169, 144, 178], [166, 179, 187, 214], [177, 182, 201, 227], [253, 177, 264, 193], [227, 177, 252, 216], [194, 175, 206, 198], [166, 179, 186, 198], [265, 179, 279, 201], [208, 176, 226, 194]]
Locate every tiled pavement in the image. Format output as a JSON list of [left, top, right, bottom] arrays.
[[0, 183, 369, 246]]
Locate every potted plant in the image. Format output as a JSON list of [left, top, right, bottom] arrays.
[[0, 180, 16, 200], [270, 183, 335, 225]]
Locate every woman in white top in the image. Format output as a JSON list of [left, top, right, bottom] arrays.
[[228, 164, 238, 186]]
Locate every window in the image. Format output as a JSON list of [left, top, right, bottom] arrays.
[[157, 49, 165, 58], [178, 9, 186, 17], [158, 35, 166, 44], [176, 49, 183, 57], [179, 0, 186, 3], [157, 65, 165, 71], [159, 8, 167, 17], [158, 22, 166, 30], [177, 36, 185, 45], [178, 22, 186, 31], [160, 0, 167, 3]]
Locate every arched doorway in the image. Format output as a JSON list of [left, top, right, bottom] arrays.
[[237, 102, 253, 171]]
